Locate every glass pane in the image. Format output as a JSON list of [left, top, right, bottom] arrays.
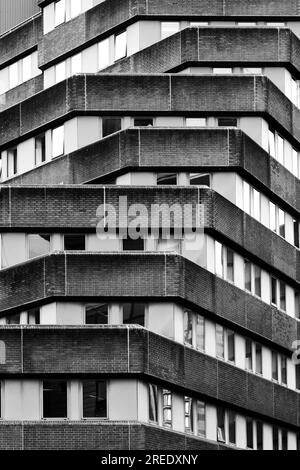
[[278, 209, 285, 238], [228, 411, 236, 445], [55, 0, 65, 27], [123, 303, 145, 326], [227, 330, 235, 363], [272, 352, 278, 381], [226, 248, 234, 282], [55, 61, 66, 83], [256, 421, 264, 450], [282, 429, 288, 450], [216, 324, 224, 359], [295, 291, 300, 320], [64, 235, 85, 250], [6, 314, 21, 325], [244, 259, 252, 292], [292, 149, 299, 178], [271, 277, 277, 305], [28, 234, 51, 259], [71, 53, 82, 74], [162, 389, 172, 428], [148, 384, 158, 423], [183, 310, 193, 346], [9, 62, 19, 89], [22, 55, 32, 82], [243, 181, 251, 215], [115, 31, 127, 61], [255, 343, 263, 375], [213, 68, 233, 74], [277, 135, 284, 164], [246, 417, 254, 448], [122, 238, 144, 251], [102, 118, 122, 137], [190, 173, 210, 186], [161, 22, 180, 40], [134, 118, 153, 127], [273, 426, 279, 450], [217, 407, 226, 443], [83, 381, 107, 418], [254, 265, 261, 297], [252, 188, 261, 221], [245, 338, 253, 371], [7, 148, 18, 177], [35, 134, 46, 165], [157, 173, 177, 185], [195, 315, 205, 351], [196, 401, 206, 438], [215, 241, 223, 277], [186, 118, 206, 127], [293, 220, 299, 248], [70, 0, 81, 19], [269, 202, 277, 232], [85, 304, 108, 325], [52, 125, 64, 158], [217, 117, 237, 127], [279, 281, 286, 311], [281, 355, 287, 385], [184, 396, 193, 433], [28, 308, 40, 325], [98, 38, 110, 70], [43, 380, 67, 418], [268, 130, 276, 158]]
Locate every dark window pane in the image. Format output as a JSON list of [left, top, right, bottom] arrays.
[[197, 401, 206, 438], [29, 234, 51, 259], [246, 417, 254, 448], [244, 260, 252, 292], [35, 134, 46, 165], [6, 314, 21, 325], [83, 381, 107, 418], [157, 173, 177, 185], [227, 330, 235, 363], [228, 411, 236, 444], [43, 381, 67, 418], [294, 220, 300, 248], [281, 355, 287, 385], [279, 282, 286, 311], [148, 384, 158, 423], [282, 429, 288, 450], [226, 248, 234, 282], [28, 308, 40, 325], [296, 365, 300, 390], [245, 338, 253, 371], [102, 118, 122, 137], [295, 292, 300, 319], [218, 118, 237, 127], [272, 352, 278, 381], [216, 324, 224, 358], [273, 426, 279, 450], [256, 421, 263, 450], [134, 118, 153, 126], [123, 303, 145, 326], [271, 277, 277, 305], [122, 238, 144, 251], [217, 407, 226, 443], [85, 304, 108, 325], [255, 343, 262, 375], [64, 235, 85, 251], [190, 173, 210, 186], [254, 266, 261, 297]]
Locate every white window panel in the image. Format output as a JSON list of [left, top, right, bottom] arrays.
[[98, 39, 110, 70], [9, 62, 19, 89], [52, 125, 65, 158], [70, 0, 82, 19], [252, 188, 261, 221], [213, 68, 233, 74], [269, 202, 277, 232], [115, 31, 127, 61], [186, 118, 206, 127], [268, 130, 276, 158], [71, 53, 82, 75], [277, 135, 284, 165], [215, 241, 223, 277], [190, 22, 209, 26], [243, 68, 262, 74], [243, 181, 251, 215], [22, 55, 32, 82], [55, 61, 66, 83], [55, 0, 66, 27], [292, 149, 299, 178], [161, 22, 180, 40]]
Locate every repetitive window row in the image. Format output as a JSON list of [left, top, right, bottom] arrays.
[[0, 51, 41, 95], [1, 301, 299, 392]]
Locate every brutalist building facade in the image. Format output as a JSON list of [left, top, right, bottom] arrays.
[[0, 0, 299, 451]]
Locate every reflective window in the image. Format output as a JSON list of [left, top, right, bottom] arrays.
[[268, 130, 276, 158], [227, 330, 235, 363], [281, 355, 287, 385], [157, 173, 177, 185], [215, 241, 224, 277], [123, 303, 145, 326], [272, 351, 278, 381], [134, 118, 153, 127], [254, 265, 261, 297], [9, 62, 19, 89], [213, 68, 233, 74], [7, 148, 18, 177], [183, 309, 193, 346], [85, 304, 108, 325], [216, 324, 224, 359], [244, 259, 252, 292], [245, 338, 253, 371], [115, 31, 127, 61], [196, 401, 206, 438], [52, 125, 65, 158], [228, 410, 236, 445], [43, 380, 67, 418], [148, 384, 158, 423], [217, 407, 226, 443], [98, 39, 110, 70], [190, 173, 210, 186], [82, 380, 107, 418], [218, 117, 237, 127], [255, 343, 263, 375], [70, 0, 81, 19], [64, 234, 86, 251], [161, 22, 180, 40], [102, 118, 122, 137], [22, 55, 32, 82], [162, 389, 172, 428], [28, 234, 51, 259], [246, 417, 254, 449]]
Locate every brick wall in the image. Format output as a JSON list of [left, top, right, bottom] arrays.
[[1, 75, 299, 150], [0, 253, 297, 351]]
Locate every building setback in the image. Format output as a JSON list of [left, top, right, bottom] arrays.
[[0, 0, 299, 450]]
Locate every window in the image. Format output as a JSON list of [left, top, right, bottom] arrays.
[[115, 31, 127, 61], [295, 291, 300, 319], [35, 134, 46, 165], [272, 352, 278, 381], [134, 118, 153, 127], [148, 384, 158, 423], [190, 173, 210, 186], [85, 304, 108, 325], [218, 117, 237, 127], [161, 22, 180, 40], [27, 308, 40, 325], [256, 421, 263, 450], [243, 181, 251, 215], [213, 68, 233, 74], [185, 118, 207, 127], [55, 61, 66, 83], [271, 277, 277, 305], [195, 315, 205, 351], [226, 248, 234, 282], [282, 429, 288, 450], [70, 0, 81, 19], [7, 148, 18, 177], [71, 53, 82, 75], [254, 266, 261, 297], [273, 426, 279, 450], [252, 188, 261, 221], [82, 381, 107, 418], [228, 411, 236, 445], [54, 0, 66, 28], [98, 39, 110, 70], [215, 241, 224, 277], [22, 55, 32, 83], [6, 314, 21, 325], [243, 68, 262, 74], [64, 235, 85, 251], [217, 407, 226, 443], [245, 339, 253, 371], [292, 148, 299, 179], [122, 238, 145, 251], [227, 330, 235, 363], [269, 202, 277, 232], [268, 130, 276, 158], [278, 208, 285, 238], [162, 389, 172, 428], [52, 125, 64, 158], [255, 343, 263, 375], [157, 173, 177, 185], [244, 259, 252, 292], [243, 182, 260, 220], [123, 303, 145, 326], [43, 380, 67, 418], [277, 135, 284, 164], [279, 281, 286, 311], [296, 365, 300, 390], [102, 118, 122, 137], [28, 234, 51, 259], [183, 309, 193, 346], [184, 397, 193, 433], [280, 355, 287, 385], [196, 401, 206, 438], [293, 220, 299, 248], [246, 417, 254, 449], [216, 324, 224, 359], [0, 341, 5, 365], [9, 62, 19, 89]]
